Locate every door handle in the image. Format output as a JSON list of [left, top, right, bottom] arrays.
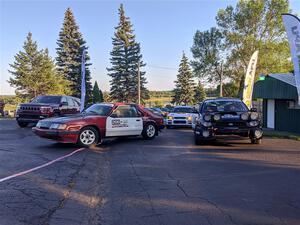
[[136, 119, 141, 121]]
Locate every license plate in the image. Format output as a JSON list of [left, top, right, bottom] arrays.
[[222, 114, 239, 119], [225, 127, 238, 130]]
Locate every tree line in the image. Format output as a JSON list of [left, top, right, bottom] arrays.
[[8, 0, 293, 106], [8, 4, 148, 104], [172, 0, 293, 105]]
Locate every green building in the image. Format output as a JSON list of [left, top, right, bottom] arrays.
[[253, 73, 300, 134]]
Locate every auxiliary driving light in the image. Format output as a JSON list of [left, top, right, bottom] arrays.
[[213, 114, 221, 121], [241, 112, 249, 121], [203, 114, 212, 121], [250, 112, 259, 120], [254, 130, 262, 138], [202, 130, 210, 138]]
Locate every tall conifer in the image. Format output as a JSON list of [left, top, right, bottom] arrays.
[[56, 8, 93, 102], [172, 53, 195, 105], [107, 4, 149, 103]]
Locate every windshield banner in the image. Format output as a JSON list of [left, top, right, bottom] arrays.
[[242, 50, 259, 108], [282, 13, 300, 106], [80, 49, 86, 112]]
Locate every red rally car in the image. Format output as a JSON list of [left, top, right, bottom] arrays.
[[32, 103, 164, 147]]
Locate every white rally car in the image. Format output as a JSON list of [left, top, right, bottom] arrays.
[[166, 106, 198, 128]]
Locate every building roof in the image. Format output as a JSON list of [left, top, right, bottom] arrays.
[[268, 73, 296, 87]]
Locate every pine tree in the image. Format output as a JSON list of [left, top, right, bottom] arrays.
[[107, 4, 149, 103], [8, 32, 71, 100], [92, 81, 104, 103], [172, 53, 195, 105], [194, 81, 206, 103], [56, 8, 93, 103]]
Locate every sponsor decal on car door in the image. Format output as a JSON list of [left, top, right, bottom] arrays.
[[105, 106, 143, 137]]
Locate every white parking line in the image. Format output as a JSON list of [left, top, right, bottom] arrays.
[[0, 148, 86, 183]]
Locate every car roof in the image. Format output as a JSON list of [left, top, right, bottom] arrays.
[[203, 98, 243, 103]]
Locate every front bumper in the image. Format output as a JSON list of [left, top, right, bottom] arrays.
[[16, 113, 50, 123], [166, 119, 193, 127], [32, 127, 79, 143], [194, 125, 263, 140]]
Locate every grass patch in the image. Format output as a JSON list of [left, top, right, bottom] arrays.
[[263, 129, 300, 141]]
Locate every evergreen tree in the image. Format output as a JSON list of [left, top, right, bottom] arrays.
[[8, 32, 71, 100], [107, 4, 149, 103], [172, 53, 195, 105], [194, 81, 206, 103], [56, 8, 93, 103], [92, 81, 104, 103]]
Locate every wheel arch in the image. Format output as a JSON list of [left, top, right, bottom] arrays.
[[78, 125, 102, 143]]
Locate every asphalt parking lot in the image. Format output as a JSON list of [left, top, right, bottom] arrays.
[[0, 119, 300, 225]]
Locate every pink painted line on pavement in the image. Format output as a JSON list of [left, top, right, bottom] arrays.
[[0, 148, 86, 183]]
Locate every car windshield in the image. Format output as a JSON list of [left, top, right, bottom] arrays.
[[31, 96, 61, 104], [84, 104, 113, 116], [173, 107, 196, 113], [202, 100, 248, 113]]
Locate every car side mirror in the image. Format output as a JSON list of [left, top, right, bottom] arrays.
[[250, 108, 257, 112]]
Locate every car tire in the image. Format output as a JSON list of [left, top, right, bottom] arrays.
[[77, 126, 99, 147], [166, 125, 172, 129], [142, 123, 157, 140], [17, 121, 28, 128], [251, 138, 261, 144]]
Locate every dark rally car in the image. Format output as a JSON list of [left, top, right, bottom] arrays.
[[194, 98, 263, 145], [16, 95, 80, 127]]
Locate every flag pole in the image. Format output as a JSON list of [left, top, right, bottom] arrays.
[[138, 61, 141, 105]]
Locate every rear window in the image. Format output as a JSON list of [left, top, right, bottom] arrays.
[[202, 100, 248, 113], [31, 96, 61, 104]]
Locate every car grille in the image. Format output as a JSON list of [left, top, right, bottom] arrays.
[[21, 106, 40, 111], [173, 120, 187, 124], [174, 117, 186, 120]]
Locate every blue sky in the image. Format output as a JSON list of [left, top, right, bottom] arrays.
[[1, 0, 299, 95]]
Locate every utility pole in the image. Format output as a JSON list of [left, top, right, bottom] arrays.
[[220, 61, 223, 97], [137, 61, 141, 105]]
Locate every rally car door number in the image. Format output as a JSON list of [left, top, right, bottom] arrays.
[[106, 117, 143, 137]]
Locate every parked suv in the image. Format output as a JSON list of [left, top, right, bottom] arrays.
[[16, 95, 80, 127]]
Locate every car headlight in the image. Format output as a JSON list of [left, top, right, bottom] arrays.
[[249, 121, 259, 127], [201, 121, 212, 127], [203, 114, 212, 121], [187, 116, 192, 121], [241, 112, 249, 121], [50, 123, 67, 130], [16, 105, 21, 111], [213, 114, 221, 121], [167, 116, 173, 120], [40, 106, 53, 113], [250, 112, 259, 120]]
